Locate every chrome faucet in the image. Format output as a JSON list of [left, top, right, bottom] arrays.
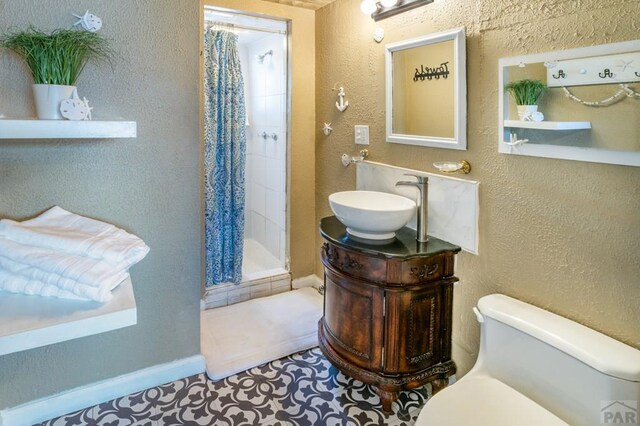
[[395, 173, 429, 243]]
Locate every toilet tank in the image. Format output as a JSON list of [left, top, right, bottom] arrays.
[[473, 294, 640, 426]]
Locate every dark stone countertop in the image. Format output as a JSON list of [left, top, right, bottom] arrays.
[[320, 216, 461, 260]]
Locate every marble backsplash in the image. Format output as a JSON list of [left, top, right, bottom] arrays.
[[356, 161, 479, 254]]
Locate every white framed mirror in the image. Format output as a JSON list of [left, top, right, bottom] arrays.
[[385, 27, 467, 150], [499, 39, 640, 167]]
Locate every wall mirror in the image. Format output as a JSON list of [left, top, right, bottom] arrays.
[[499, 39, 640, 167], [385, 27, 467, 150]]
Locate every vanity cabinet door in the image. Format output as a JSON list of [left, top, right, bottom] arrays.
[[384, 286, 441, 374], [322, 266, 385, 371]]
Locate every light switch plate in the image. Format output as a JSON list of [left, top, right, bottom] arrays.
[[354, 125, 369, 145]]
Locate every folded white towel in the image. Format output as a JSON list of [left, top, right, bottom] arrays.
[[0, 255, 124, 302], [0, 269, 84, 301], [0, 206, 149, 270], [0, 237, 128, 293], [0, 269, 121, 302]]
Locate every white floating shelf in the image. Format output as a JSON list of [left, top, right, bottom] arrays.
[[504, 120, 591, 130], [0, 119, 137, 139], [0, 278, 136, 356]]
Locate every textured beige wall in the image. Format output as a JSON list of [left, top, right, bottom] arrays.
[[316, 0, 640, 375], [0, 0, 201, 408], [202, 0, 316, 279]]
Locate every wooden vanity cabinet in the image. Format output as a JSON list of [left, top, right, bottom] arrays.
[[318, 216, 461, 413]]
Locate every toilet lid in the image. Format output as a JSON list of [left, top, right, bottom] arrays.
[[415, 377, 569, 426]]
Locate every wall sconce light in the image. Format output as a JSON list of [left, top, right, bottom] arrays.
[[361, 0, 434, 21], [361, 0, 398, 14]]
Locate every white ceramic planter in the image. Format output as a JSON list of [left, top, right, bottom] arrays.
[[516, 105, 538, 121], [32, 84, 76, 120]]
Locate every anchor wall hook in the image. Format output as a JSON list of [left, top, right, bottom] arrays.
[[599, 68, 615, 78], [552, 69, 566, 79], [332, 84, 349, 112]]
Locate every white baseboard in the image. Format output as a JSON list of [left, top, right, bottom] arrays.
[[0, 354, 205, 426], [292, 274, 322, 290]]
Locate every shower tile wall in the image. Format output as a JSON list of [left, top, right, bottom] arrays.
[[242, 34, 287, 264]]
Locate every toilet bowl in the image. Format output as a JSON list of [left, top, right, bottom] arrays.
[[416, 294, 640, 426]]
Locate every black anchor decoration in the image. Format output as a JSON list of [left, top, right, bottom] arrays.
[[599, 68, 615, 78], [552, 69, 566, 79]]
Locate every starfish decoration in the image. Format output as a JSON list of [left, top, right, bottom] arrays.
[[82, 97, 94, 121], [619, 59, 633, 71], [72, 11, 102, 32]]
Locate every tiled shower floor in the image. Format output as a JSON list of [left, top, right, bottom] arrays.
[[242, 238, 283, 279], [37, 347, 430, 425]]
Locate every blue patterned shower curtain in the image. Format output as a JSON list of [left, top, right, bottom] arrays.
[[204, 30, 246, 286]]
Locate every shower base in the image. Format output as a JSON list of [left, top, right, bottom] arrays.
[[242, 238, 285, 282], [202, 238, 290, 309]]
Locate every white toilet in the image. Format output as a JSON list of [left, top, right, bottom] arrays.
[[416, 294, 640, 426]]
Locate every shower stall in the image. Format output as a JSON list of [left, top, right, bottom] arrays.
[[203, 7, 290, 307]]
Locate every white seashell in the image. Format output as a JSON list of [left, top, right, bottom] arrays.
[[531, 111, 545, 122], [373, 28, 384, 43], [60, 89, 92, 120]]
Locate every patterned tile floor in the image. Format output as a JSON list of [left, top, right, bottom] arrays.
[[37, 347, 431, 426]]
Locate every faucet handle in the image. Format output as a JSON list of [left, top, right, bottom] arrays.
[[403, 173, 428, 183]]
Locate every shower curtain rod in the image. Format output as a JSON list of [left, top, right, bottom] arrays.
[[204, 20, 287, 35]]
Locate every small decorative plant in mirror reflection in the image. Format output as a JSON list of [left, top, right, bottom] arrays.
[[0, 26, 112, 119], [505, 79, 547, 121]]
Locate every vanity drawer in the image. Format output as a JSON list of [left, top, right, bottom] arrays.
[[400, 254, 447, 284], [321, 243, 388, 283]]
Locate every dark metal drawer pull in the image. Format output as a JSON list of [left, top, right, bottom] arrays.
[[410, 263, 439, 279]]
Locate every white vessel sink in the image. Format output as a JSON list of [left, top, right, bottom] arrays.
[[328, 190, 416, 240]]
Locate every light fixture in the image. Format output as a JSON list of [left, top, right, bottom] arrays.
[[361, 0, 399, 15], [368, 0, 434, 21], [360, 0, 377, 15], [380, 0, 399, 7]]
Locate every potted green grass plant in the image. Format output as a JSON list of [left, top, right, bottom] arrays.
[[1, 26, 112, 119], [505, 79, 547, 121]]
